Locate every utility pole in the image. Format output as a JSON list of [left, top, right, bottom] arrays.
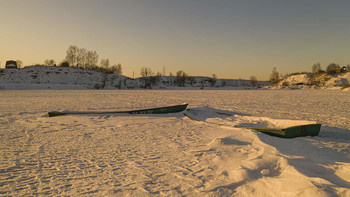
[[133, 70, 134, 79], [163, 65, 166, 76]]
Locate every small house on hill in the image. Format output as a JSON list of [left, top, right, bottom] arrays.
[[5, 60, 18, 69], [340, 66, 347, 73]]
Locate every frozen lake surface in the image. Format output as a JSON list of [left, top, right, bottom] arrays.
[[1, 90, 350, 196]]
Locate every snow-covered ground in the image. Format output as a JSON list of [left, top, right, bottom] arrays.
[[1, 90, 350, 196], [277, 72, 350, 91]]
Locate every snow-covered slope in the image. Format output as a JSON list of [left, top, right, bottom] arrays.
[[0, 66, 269, 90], [281, 74, 310, 85], [324, 72, 350, 87], [277, 72, 350, 91], [0, 66, 128, 90]]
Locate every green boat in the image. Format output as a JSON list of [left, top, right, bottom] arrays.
[[49, 103, 188, 117], [184, 106, 321, 138], [236, 124, 321, 138]]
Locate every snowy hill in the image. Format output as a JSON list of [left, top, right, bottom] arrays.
[[0, 66, 129, 90], [324, 72, 350, 88], [280, 74, 310, 85], [0, 66, 269, 90], [276, 72, 350, 91]]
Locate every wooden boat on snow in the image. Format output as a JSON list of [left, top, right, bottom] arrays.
[[184, 106, 321, 138], [49, 103, 188, 117], [235, 124, 321, 138]]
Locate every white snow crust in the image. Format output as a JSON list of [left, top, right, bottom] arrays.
[[1, 90, 350, 196], [185, 106, 317, 129]]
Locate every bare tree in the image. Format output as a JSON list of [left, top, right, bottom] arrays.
[[100, 59, 110, 69], [269, 67, 280, 84], [250, 76, 258, 87], [65, 45, 79, 67], [86, 50, 99, 69], [311, 63, 322, 85], [76, 48, 87, 68], [210, 74, 217, 87], [176, 70, 188, 87], [312, 63, 321, 74], [162, 65, 166, 76], [44, 59, 56, 66], [110, 63, 122, 74], [65, 45, 100, 69], [140, 67, 153, 77]]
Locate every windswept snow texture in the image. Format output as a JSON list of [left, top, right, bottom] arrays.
[[184, 106, 317, 129], [1, 90, 350, 196]]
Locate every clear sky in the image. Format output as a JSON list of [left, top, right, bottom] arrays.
[[1, 0, 349, 80]]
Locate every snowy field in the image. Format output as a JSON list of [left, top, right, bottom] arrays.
[[1, 89, 350, 196]]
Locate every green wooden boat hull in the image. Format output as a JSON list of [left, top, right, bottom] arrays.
[[127, 103, 188, 114], [49, 104, 188, 117], [184, 107, 321, 138], [238, 124, 321, 138]]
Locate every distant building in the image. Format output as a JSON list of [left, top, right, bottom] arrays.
[[340, 66, 347, 73], [5, 60, 17, 69]]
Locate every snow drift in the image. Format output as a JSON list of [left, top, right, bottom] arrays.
[[1, 90, 349, 196]]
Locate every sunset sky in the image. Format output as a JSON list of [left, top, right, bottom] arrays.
[[1, 0, 349, 80]]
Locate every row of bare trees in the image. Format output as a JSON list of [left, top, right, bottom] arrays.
[[139, 67, 190, 87], [65, 45, 99, 69], [62, 45, 122, 74]]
